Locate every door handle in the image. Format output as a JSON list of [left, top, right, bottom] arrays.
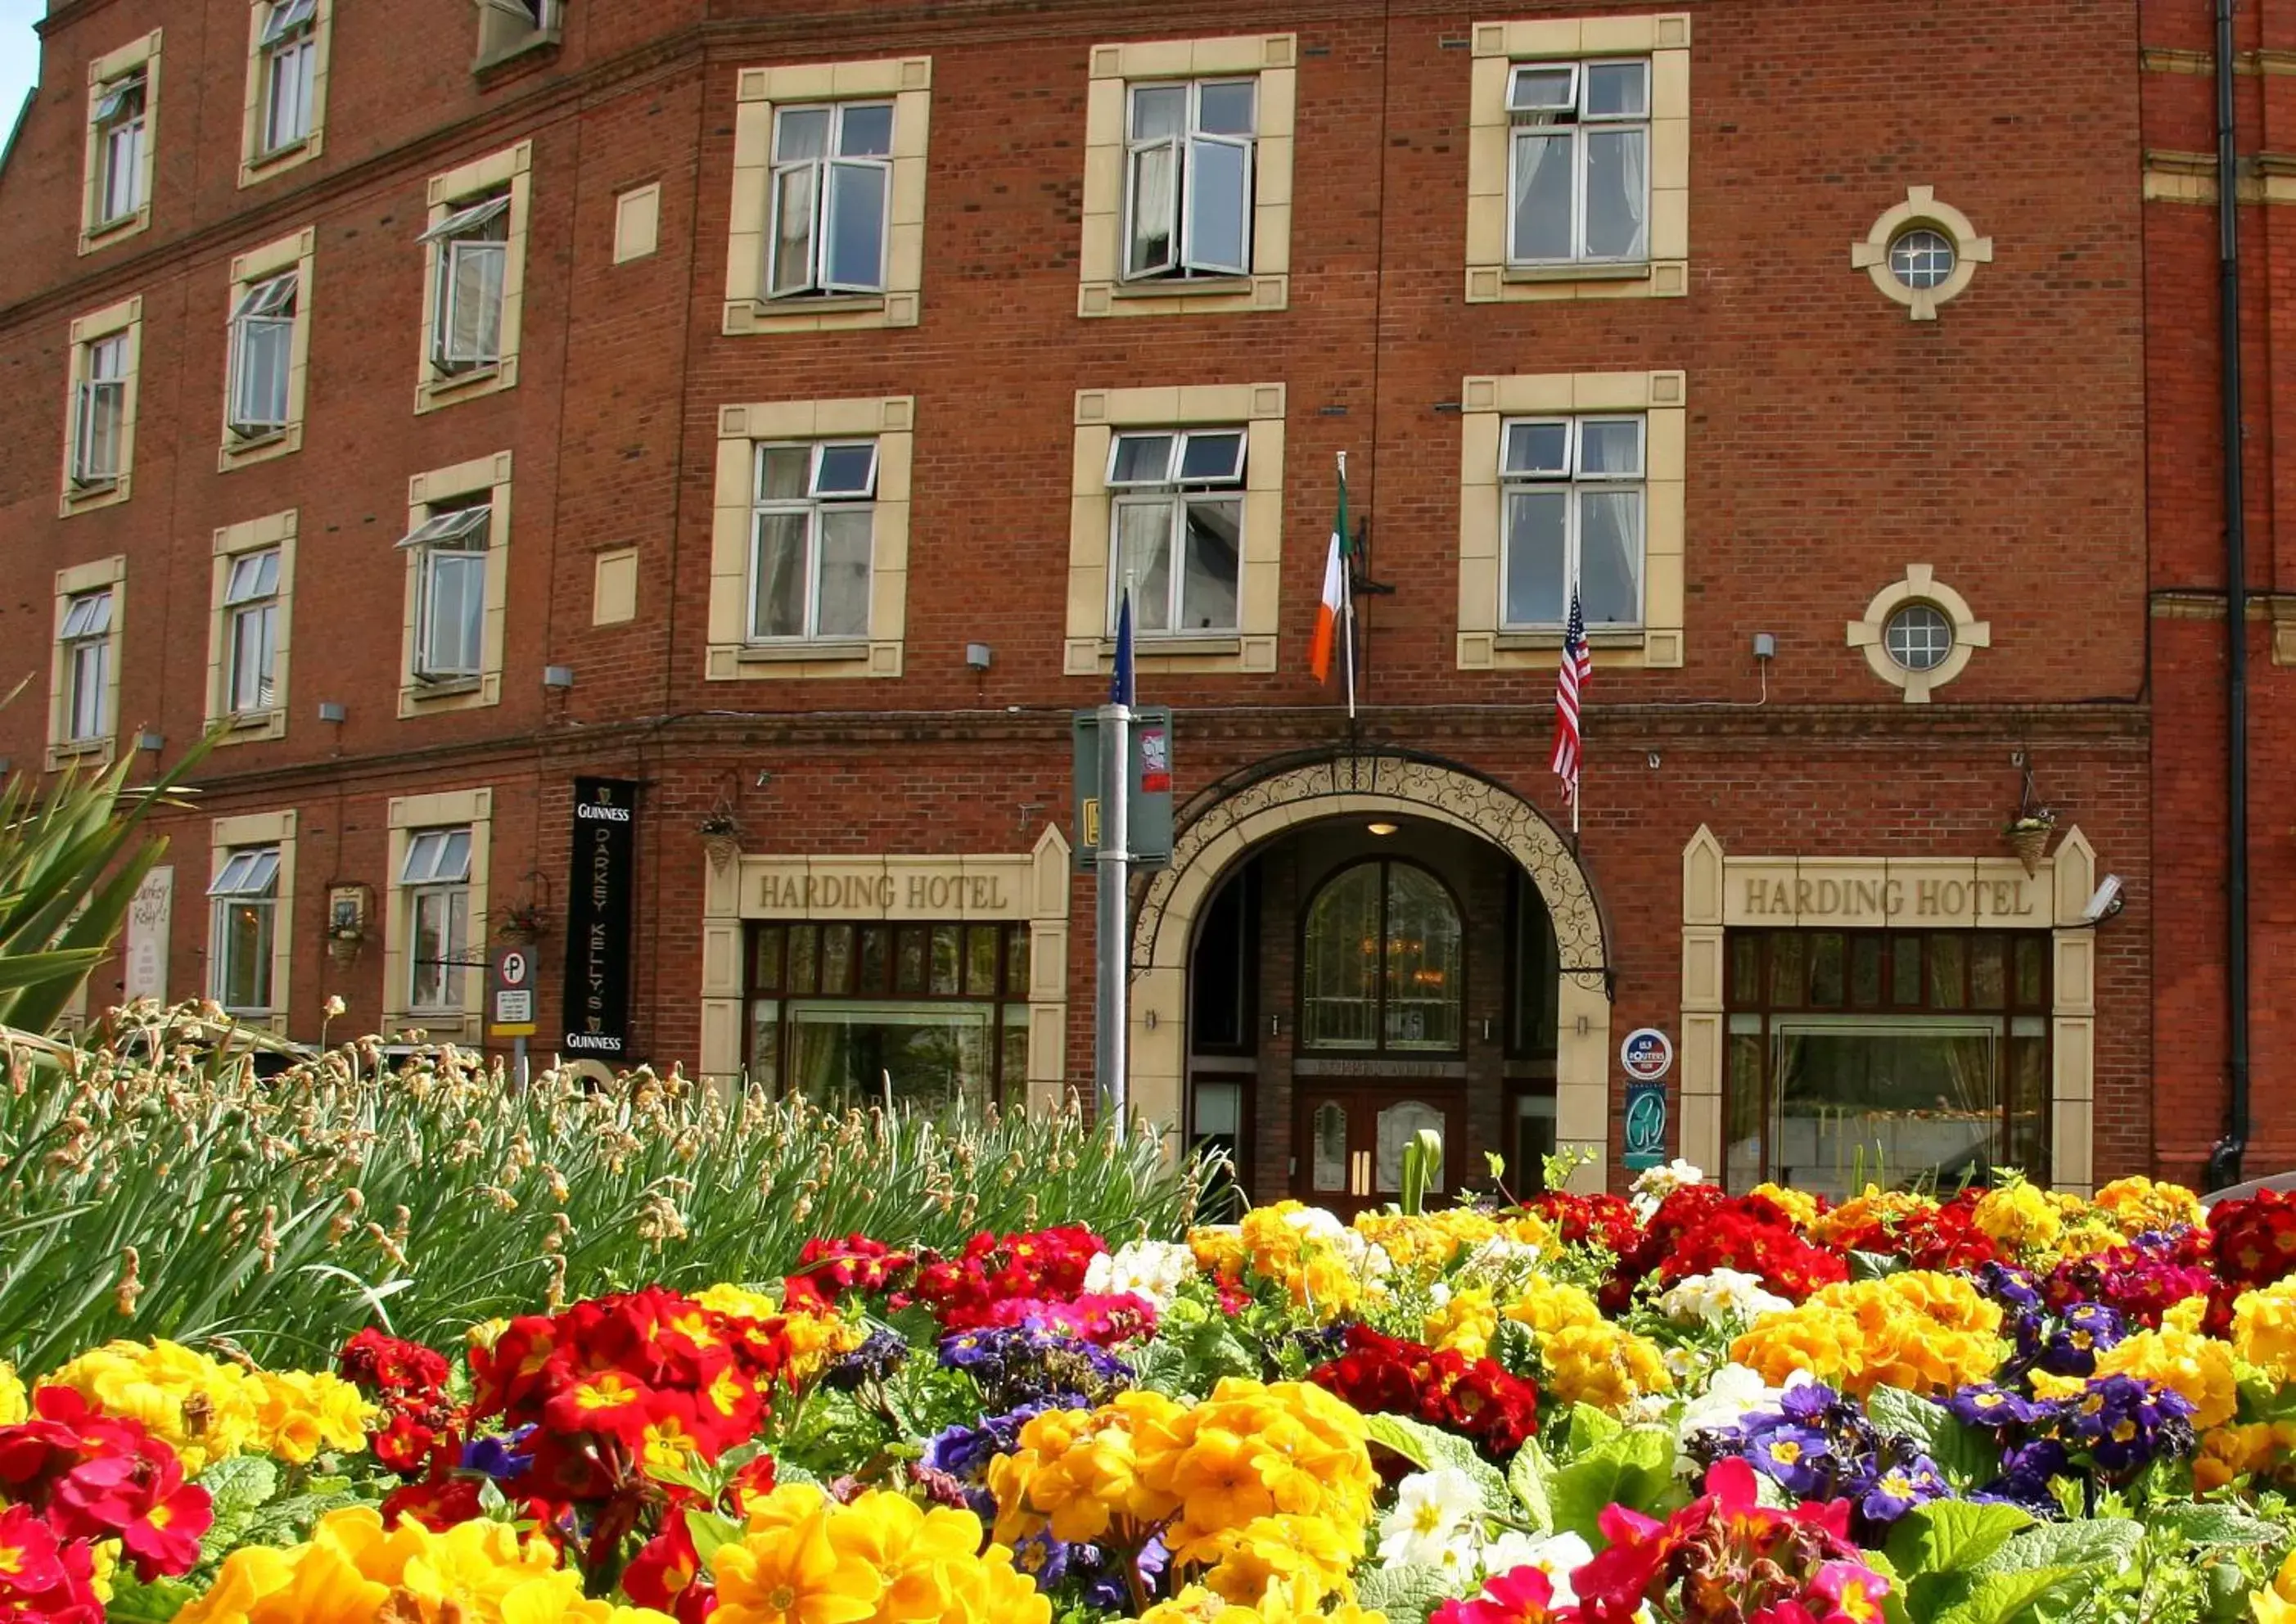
[[1350, 1150, 1371, 1198]]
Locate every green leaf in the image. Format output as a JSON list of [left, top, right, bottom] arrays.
[[101, 1572, 201, 1624], [1851, 1248, 1908, 1280], [1930, 1567, 2084, 1624], [1885, 1499, 2035, 1581], [1547, 1427, 1676, 1545], [1508, 1437, 1555, 1535], [688, 1507, 743, 1576], [193, 1454, 282, 1563], [1864, 1385, 2001, 1490], [2149, 1504, 2289, 1550], [1355, 1561, 1466, 1624], [1565, 1402, 1623, 1455], [1971, 1518, 2144, 1575], [1360, 1413, 1515, 1519]]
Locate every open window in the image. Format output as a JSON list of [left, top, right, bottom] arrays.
[[228, 272, 298, 440], [1122, 79, 1256, 281], [1105, 426, 1247, 637], [397, 501, 492, 683], [420, 194, 509, 373], [748, 441, 878, 643]]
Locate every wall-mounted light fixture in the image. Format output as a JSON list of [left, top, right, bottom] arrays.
[[318, 701, 347, 724], [543, 665, 575, 690], [1367, 821, 1399, 837], [134, 731, 164, 753], [966, 643, 994, 672]]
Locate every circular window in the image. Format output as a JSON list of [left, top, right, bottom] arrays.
[[1884, 602, 1955, 672], [1888, 228, 1958, 291]]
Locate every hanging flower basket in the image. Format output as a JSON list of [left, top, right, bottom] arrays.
[[2005, 818, 2054, 877], [701, 828, 742, 873], [325, 932, 363, 969]]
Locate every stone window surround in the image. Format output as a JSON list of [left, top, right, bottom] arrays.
[[219, 226, 317, 471], [209, 809, 298, 1031], [60, 296, 142, 517], [1457, 370, 1686, 671], [1079, 34, 1296, 319], [1853, 187, 1993, 320], [398, 452, 513, 718], [80, 30, 161, 254], [613, 183, 661, 264], [707, 396, 913, 682], [47, 555, 126, 771], [1063, 383, 1288, 677], [382, 787, 492, 1039], [205, 509, 298, 745], [414, 140, 532, 414], [1848, 563, 1990, 703], [1465, 14, 1689, 305], [724, 58, 931, 334], [697, 827, 1074, 1103], [238, 0, 333, 187], [1679, 826, 2103, 1195]]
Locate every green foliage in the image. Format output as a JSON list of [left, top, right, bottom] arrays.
[[0, 1014, 1205, 1371], [1865, 1383, 2002, 1490], [1361, 1412, 1515, 1520], [1356, 1561, 1462, 1624], [1130, 1297, 1257, 1396], [1399, 1128, 1441, 1218], [1543, 1424, 1678, 1546]]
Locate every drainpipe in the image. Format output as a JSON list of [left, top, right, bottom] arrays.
[[2206, 0, 2253, 1190]]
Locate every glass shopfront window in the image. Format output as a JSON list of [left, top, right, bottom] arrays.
[[1725, 929, 2050, 1198], [746, 921, 1030, 1111]]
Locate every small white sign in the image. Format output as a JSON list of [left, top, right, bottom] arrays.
[[495, 989, 534, 1022], [124, 866, 172, 1003], [1620, 1026, 1674, 1082]]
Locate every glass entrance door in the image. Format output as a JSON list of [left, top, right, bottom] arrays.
[[1292, 1086, 1464, 1216]]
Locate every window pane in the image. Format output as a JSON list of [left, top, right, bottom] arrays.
[[1725, 1022, 1763, 1193], [929, 925, 961, 995], [1301, 865, 1381, 1049], [965, 926, 1000, 996], [1508, 65, 1577, 111], [819, 924, 854, 995], [750, 511, 810, 638], [1850, 936, 1883, 1008], [770, 165, 818, 295], [1005, 927, 1030, 998], [837, 102, 893, 156], [1196, 79, 1256, 135], [788, 1004, 994, 1112], [823, 161, 887, 290], [814, 509, 873, 638], [749, 999, 781, 1085], [1769, 932, 1804, 1005], [2014, 937, 2046, 1007], [1130, 83, 1186, 140], [266, 38, 314, 147], [814, 443, 877, 495], [216, 898, 274, 1013], [1114, 502, 1175, 633], [1509, 132, 1573, 260], [1809, 933, 1845, 1007], [1730, 933, 1761, 1004], [1374, 1100, 1446, 1193], [1179, 430, 1246, 483], [757, 446, 810, 501], [439, 829, 471, 882], [1584, 61, 1649, 118], [1311, 1100, 1348, 1192], [787, 927, 818, 995], [1583, 127, 1649, 259], [1578, 418, 1644, 475], [1928, 935, 1967, 1009], [1504, 420, 1569, 476], [444, 241, 505, 363], [774, 107, 830, 160], [895, 928, 925, 995], [1000, 1006, 1028, 1106], [1110, 433, 1175, 485], [1126, 142, 1178, 276], [1502, 489, 1566, 626], [753, 926, 784, 993], [1186, 137, 1251, 271], [1772, 1026, 1999, 1199], [1892, 936, 1924, 1005], [1970, 936, 2007, 1010], [1578, 489, 1644, 626], [2006, 1035, 2049, 1177], [857, 926, 889, 994], [1385, 866, 1463, 1051], [231, 604, 276, 711], [1178, 498, 1242, 633]]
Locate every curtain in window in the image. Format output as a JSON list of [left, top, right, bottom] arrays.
[[1509, 132, 1571, 261], [1113, 502, 1175, 633], [1584, 127, 1648, 260], [750, 511, 810, 638], [443, 241, 506, 365], [1178, 498, 1242, 632], [1577, 489, 1643, 625], [814, 508, 873, 638], [1503, 489, 1567, 626], [787, 1003, 993, 1111]]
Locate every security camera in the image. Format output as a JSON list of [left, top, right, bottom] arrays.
[[2083, 874, 2124, 923]]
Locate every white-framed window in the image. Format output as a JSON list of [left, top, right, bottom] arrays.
[[1498, 415, 1645, 629], [1885, 602, 1955, 673], [222, 548, 282, 714], [60, 589, 114, 742], [258, 0, 317, 153], [208, 846, 280, 1014], [71, 335, 129, 486], [398, 502, 491, 681], [769, 102, 893, 297], [1123, 79, 1256, 281], [748, 440, 877, 642], [227, 272, 297, 439], [1105, 426, 1246, 636], [1506, 59, 1650, 266], [92, 70, 147, 225], [401, 826, 472, 1013], [420, 192, 509, 372]]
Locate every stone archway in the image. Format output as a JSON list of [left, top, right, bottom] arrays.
[[1126, 752, 1614, 1190]]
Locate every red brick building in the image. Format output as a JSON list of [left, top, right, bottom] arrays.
[[0, 0, 2165, 1199]]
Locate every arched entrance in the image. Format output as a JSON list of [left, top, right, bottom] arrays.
[[1130, 751, 1613, 1194]]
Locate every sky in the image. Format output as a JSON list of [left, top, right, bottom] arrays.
[[0, 0, 38, 142]]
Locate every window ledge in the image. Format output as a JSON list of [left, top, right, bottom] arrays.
[[473, 28, 560, 77], [1502, 261, 1653, 285], [738, 641, 869, 664], [407, 676, 484, 698], [227, 427, 288, 449], [426, 363, 502, 395], [1492, 628, 1647, 650], [1112, 276, 1255, 300], [78, 210, 150, 254], [1103, 634, 1244, 658], [46, 739, 115, 771], [249, 137, 309, 168], [217, 709, 286, 743], [764, 292, 886, 314]]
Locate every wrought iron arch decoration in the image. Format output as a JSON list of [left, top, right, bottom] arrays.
[[1133, 748, 1608, 984]]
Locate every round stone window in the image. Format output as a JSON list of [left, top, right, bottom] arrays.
[[1884, 602, 1955, 672], [1888, 228, 1957, 291]]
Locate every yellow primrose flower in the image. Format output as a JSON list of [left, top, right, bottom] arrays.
[[1500, 1276, 1604, 1338], [1540, 1322, 1672, 1414], [2234, 1278, 2296, 1384], [1424, 1288, 1498, 1361], [1729, 1273, 2002, 1398], [712, 1484, 1049, 1624], [47, 1338, 262, 1472], [2253, 1547, 2296, 1624], [2091, 1324, 2238, 1429], [250, 1369, 372, 1464], [2093, 1175, 2205, 1239], [1973, 1181, 2062, 1256], [0, 1362, 25, 1428], [1749, 1183, 1820, 1230]]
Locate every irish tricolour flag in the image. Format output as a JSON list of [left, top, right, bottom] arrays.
[[1310, 458, 1351, 692]]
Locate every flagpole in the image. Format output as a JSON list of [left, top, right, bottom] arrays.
[[1338, 452, 1357, 724], [1570, 566, 1582, 842], [1095, 579, 1134, 1140]]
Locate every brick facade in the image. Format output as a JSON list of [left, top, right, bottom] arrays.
[[0, 0, 2186, 1193]]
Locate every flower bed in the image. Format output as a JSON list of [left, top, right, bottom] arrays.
[[13, 1164, 2296, 1623]]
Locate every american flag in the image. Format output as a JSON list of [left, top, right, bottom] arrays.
[[1550, 589, 1591, 805]]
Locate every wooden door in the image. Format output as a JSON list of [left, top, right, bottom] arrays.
[[1292, 1085, 1465, 1217]]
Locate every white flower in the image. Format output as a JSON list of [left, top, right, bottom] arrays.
[[323, 994, 346, 1018], [1671, 1362, 1783, 1474], [1656, 1269, 1794, 1332], [1478, 1530, 1594, 1604], [1081, 1239, 1194, 1310], [1629, 1157, 1706, 1220], [1376, 1468, 1485, 1571]]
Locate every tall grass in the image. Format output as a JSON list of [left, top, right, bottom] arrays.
[[0, 1003, 1206, 1373]]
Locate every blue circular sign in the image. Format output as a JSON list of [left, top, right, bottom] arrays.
[[1620, 1027, 1674, 1082]]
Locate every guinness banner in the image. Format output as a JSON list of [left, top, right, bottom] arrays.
[[562, 778, 638, 1058]]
